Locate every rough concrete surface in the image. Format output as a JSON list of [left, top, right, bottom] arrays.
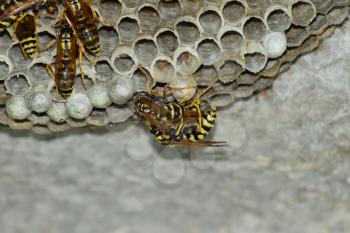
[[1, 19, 350, 233]]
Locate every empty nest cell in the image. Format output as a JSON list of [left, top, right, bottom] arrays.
[[5, 74, 30, 96], [266, 8, 292, 32], [222, 0, 246, 24], [158, 0, 181, 19], [131, 68, 152, 92], [113, 53, 135, 74], [175, 20, 200, 45], [220, 30, 244, 54], [152, 59, 175, 83], [242, 17, 267, 41], [134, 39, 158, 66], [122, 0, 142, 8], [138, 6, 161, 31], [117, 17, 140, 42], [291, 0, 316, 26], [38, 32, 56, 54], [156, 30, 179, 57], [285, 25, 309, 47], [98, 27, 119, 56], [199, 10, 222, 35], [219, 60, 244, 83], [98, 0, 123, 23], [28, 62, 52, 86], [0, 59, 11, 80], [8, 44, 31, 68], [0, 32, 12, 52], [197, 39, 221, 65], [176, 50, 200, 74], [193, 65, 219, 86], [95, 60, 114, 81]]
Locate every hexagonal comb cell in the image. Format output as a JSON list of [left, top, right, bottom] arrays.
[[5, 74, 30, 95], [197, 39, 221, 65], [175, 20, 200, 45], [98, 0, 122, 24], [158, 0, 181, 20], [112, 52, 135, 74], [38, 32, 56, 55], [0, 57, 12, 80], [95, 60, 114, 81], [220, 30, 244, 54], [134, 39, 158, 66], [199, 10, 222, 35], [181, 0, 203, 14], [193, 65, 218, 86], [117, 17, 140, 42], [122, 0, 142, 8], [8, 44, 31, 68], [291, 0, 316, 26], [138, 6, 161, 31], [222, 0, 246, 24], [98, 26, 119, 56], [0, 31, 12, 52], [132, 68, 151, 92], [28, 62, 52, 87], [176, 50, 200, 75], [219, 60, 244, 84], [243, 17, 267, 41], [286, 25, 309, 47], [156, 30, 179, 57], [152, 59, 175, 83], [265, 7, 291, 32]]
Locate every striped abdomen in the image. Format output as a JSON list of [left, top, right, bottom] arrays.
[[156, 102, 183, 122], [65, 0, 100, 56], [182, 106, 217, 142], [146, 105, 217, 145], [55, 24, 77, 99], [14, 12, 37, 59]]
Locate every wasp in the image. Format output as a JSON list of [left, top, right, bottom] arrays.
[[47, 19, 77, 99], [134, 67, 226, 147], [62, 0, 100, 57], [13, 11, 38, 59]]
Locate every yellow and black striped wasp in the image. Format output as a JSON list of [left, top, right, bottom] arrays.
[[47, 18, 77, 99], [62, 0, 100, 57], [13, 11, 38, 59], [1, 0, 100, 58], [134, 67, 226, 147]]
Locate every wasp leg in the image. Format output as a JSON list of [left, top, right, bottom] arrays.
[[38, 39, 56, 52], [47, 63, 58, 97], [41, 12, 58, 19], [78, 45, 88, 90], [138, 65, 161, 97]]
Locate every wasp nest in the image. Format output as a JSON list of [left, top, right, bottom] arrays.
[[0, 0, 348, 133]]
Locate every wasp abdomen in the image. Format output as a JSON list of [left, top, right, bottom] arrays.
[[14, 12, 37, 59], [53, 22, 77, 99]]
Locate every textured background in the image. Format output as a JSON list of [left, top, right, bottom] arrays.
[[1, 18, 350, 233]]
